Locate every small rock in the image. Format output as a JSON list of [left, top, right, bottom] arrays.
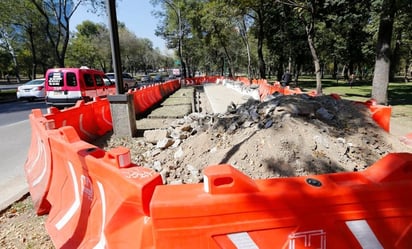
[[316, 107, 334, 120], [156, 138, 174, 149], [174, 147, 184, 159], [153, 161, 162, 172], [144, 129, 170, 144]]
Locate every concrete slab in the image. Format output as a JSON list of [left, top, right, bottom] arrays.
[[203, 83, 253, 114], [148, 104, 192, 118]]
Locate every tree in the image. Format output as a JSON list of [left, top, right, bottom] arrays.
[[29, 0, 105, 68], [371, 0, 397, 105], [389, 1, 412, 81], [199, 0, 242, 77], [67, 20, 170, 74], [236, 15, 254, 79], [320, 0, 372, 80], [274, 0, 327, 94], [232, 0, 278, 79], [152, 0, 189, 78]]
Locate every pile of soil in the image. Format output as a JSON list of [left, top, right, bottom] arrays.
[[101, 93, 412, 184]]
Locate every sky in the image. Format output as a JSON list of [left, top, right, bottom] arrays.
[[71, 0, 169, 54]]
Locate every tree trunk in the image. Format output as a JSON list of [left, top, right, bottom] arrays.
[[390, 28, 402, 82], [332, 58, 337, 80], [405, 60, 411, 82], [238, 17, 252, 80], [307, 30, 322, 95], [372, 0, 396, 105], [257, 10, 266, 79], [27, 26, 37, 79]]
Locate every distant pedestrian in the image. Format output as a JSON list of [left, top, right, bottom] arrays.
[[281, 70, 291, 87], [6, 74, 10, 83]]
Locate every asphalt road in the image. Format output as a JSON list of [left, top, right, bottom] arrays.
[[0, 100, 47, 210]]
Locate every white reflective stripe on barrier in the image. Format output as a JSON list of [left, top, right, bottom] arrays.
[[203, 175, 209, 193], [79, 114, 95, 140], [227, 232, 259, 249], [55, 162, 81, 230], [346, 220, 383, 249], [93, 181, 107, 249], [119, 153, 131, 168], [31, 137, 47, 187], [102, 106, 112, 126]]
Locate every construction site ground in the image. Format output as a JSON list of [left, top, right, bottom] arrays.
[[1, 83, 411, 248]]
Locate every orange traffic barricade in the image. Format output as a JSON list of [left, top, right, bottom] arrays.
[[150, 153, 412, 249], [25, 77, 412, 249], [25, 109, 54, 215]]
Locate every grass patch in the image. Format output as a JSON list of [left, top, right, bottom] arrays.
[[292, 76, 412, 118]]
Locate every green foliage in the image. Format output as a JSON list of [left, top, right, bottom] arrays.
[[0, 0, 411, 93], [66, 20, 171, 74]]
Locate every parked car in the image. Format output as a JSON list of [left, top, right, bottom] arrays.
[[16, 78, 46, 101], [105, 72, 137, 90]]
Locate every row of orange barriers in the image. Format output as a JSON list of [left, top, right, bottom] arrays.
[[25, 76, 412, 248], [235, 76, 316, 99], [129, 80, 181, 114], [25, 106, 412, 248], [24, 97, 114, 216], [24, 79, 181, 216], [234, 77, 392, 132], [184, 76, 224, 85]]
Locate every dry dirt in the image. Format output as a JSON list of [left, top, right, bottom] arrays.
[[1, 91, 411, 248]]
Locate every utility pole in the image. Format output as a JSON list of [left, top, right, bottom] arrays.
[[106, 0, 136, 137], [106, 0, 124, 94]]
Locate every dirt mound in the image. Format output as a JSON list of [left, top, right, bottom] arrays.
[[1, 91, 411, 249], [100, 94, 412, 184]]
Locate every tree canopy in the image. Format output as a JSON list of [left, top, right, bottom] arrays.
[[0, 0, 411, 104], [151, 0, 411, 102]]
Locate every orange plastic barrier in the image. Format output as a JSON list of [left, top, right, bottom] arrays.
[[140, 86, 156, 113], [45, 97, 112, 142], [130, 80, 180, 115], [25, 81, 412, 248], [150, 153, 412, 249], [178, 76, 223, 85], [355, 99, 392, 132], [44, 127, 162, 248], [25, 109, 54, 215], [235, 76, 251, 85], [25, 98, 113, 215]]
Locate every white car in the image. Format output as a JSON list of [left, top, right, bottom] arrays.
[[16, 78, 46, 101]]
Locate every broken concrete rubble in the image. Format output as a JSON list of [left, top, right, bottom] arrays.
[[98, 87, 412, 185]]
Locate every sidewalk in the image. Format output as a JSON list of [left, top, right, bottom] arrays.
[[203, 83, 256, 114]]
